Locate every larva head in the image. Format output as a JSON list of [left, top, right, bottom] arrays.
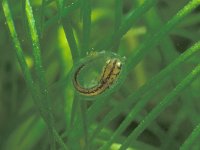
[[101, 58, 122, 83], [105, 58, 122, 70], [113, 58, 122, 75]]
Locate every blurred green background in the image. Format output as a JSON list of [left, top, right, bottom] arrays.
[[1, 0, 200, 150]]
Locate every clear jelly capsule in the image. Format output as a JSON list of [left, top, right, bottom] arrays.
[[72, 51, 126, 99]]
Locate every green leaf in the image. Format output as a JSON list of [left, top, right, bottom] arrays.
[[180, 123, 200, 150]]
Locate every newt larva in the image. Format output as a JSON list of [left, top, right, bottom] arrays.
[[73, 58, 122, 96]]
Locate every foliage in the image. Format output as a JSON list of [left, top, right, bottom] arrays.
[[1, 0, 200, 150]]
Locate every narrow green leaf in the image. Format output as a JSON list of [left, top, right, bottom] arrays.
[[92, 41, 200, 150], [81, 0, 91, 56], [161, 103, 188, 149], [114, 0, 122, 50], [37, 0, 46, 36], [25, 0, 47, 87], [2, 0, 69, 149], [98, 78, 168, 150], [143, 3, 178, 64], [99, 0, 157, 50], [80, 100, 89, 149], [120, 64, 200, 150], [25, 0, 56, 149], [93, 3, 200, 139], [126, 0, 200, 71], [57, 0, 64, 20], [2, 0, 33, 94], [114, 0, 122, 32], [180, 123, 200, 150], [62, 17, 80, 63], [45, 1, 81, 29]]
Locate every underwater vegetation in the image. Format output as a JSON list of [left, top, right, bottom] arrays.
[[1, 0, 200, 150]]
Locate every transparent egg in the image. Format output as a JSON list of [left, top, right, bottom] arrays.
[[72, 51, 126, 99]]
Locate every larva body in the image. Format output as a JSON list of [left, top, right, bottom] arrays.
[[73, 58, 122, 96]]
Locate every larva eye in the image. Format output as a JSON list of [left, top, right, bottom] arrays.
[[72, 51, 126, 99], [106, 59, 111, 64], [116, 61, 122, 69]]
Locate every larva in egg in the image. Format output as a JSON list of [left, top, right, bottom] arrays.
[[73, 58, 122, 96]]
